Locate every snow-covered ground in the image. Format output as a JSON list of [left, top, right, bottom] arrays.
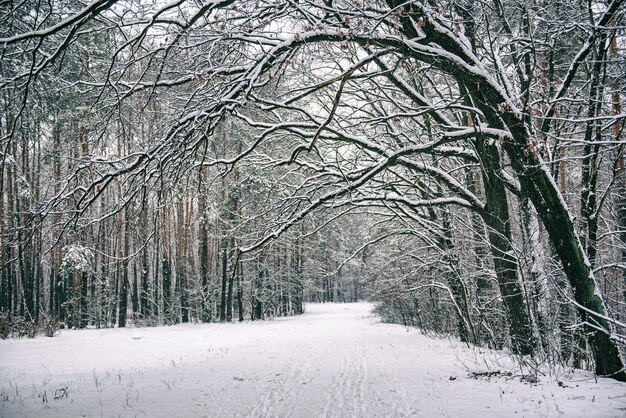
[[1, 303, 624, 417]]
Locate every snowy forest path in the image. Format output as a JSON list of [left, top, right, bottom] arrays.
[[1, 303, 625, 417]]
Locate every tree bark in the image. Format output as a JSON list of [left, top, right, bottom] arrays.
[[473, 140, 535, 355], [506, 142, 625, 380], [236, 260, 244, 322], [219, 240, 228, 322]]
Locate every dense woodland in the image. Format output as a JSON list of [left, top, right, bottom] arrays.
[[0, 0, 625, 380]]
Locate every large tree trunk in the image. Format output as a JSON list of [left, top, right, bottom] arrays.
[[388, 0, 624, 380], [198, 170, 211, 322], [505, 140, 625, 380], [474, 140, 535, 356]]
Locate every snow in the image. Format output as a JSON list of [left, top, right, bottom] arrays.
[[1, 303, 625, 417], [61, 244, 94, 272]]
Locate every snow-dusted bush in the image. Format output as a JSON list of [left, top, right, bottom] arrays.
[[41, 314, 61, 337], [12, 317, 36, 339], [0, 314, 36, 339], [0, 313, 10, 339], [61, 244, 94, 272]]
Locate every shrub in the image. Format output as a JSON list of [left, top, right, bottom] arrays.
[[12, 316, 36, 338], [0, 314, 37, 339], [41, 314, 61, 337], [0, 313, 10, 339]]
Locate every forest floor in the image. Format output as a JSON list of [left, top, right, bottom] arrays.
[[0, 302, 625, 417]]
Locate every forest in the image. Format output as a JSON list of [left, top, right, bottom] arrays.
[[0, 0, 625, 382]]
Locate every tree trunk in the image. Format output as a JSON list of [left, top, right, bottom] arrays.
[[425, 202, 476, 345], [519, 197, 550, 353], [236, 260, 244, 322], [505, 143, 625, 380], [474, 140, 535, 355], [0, 115, 5, 313], [219, 240, 228, 322], [179, 198, 190, 323], [118, 209, 129, 328], [580, 40, 607, 267], [389, 0, 625, 379], [226, 244, 234, 322], [198, 170, 211, 322], [140, 205, 150, 317]]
